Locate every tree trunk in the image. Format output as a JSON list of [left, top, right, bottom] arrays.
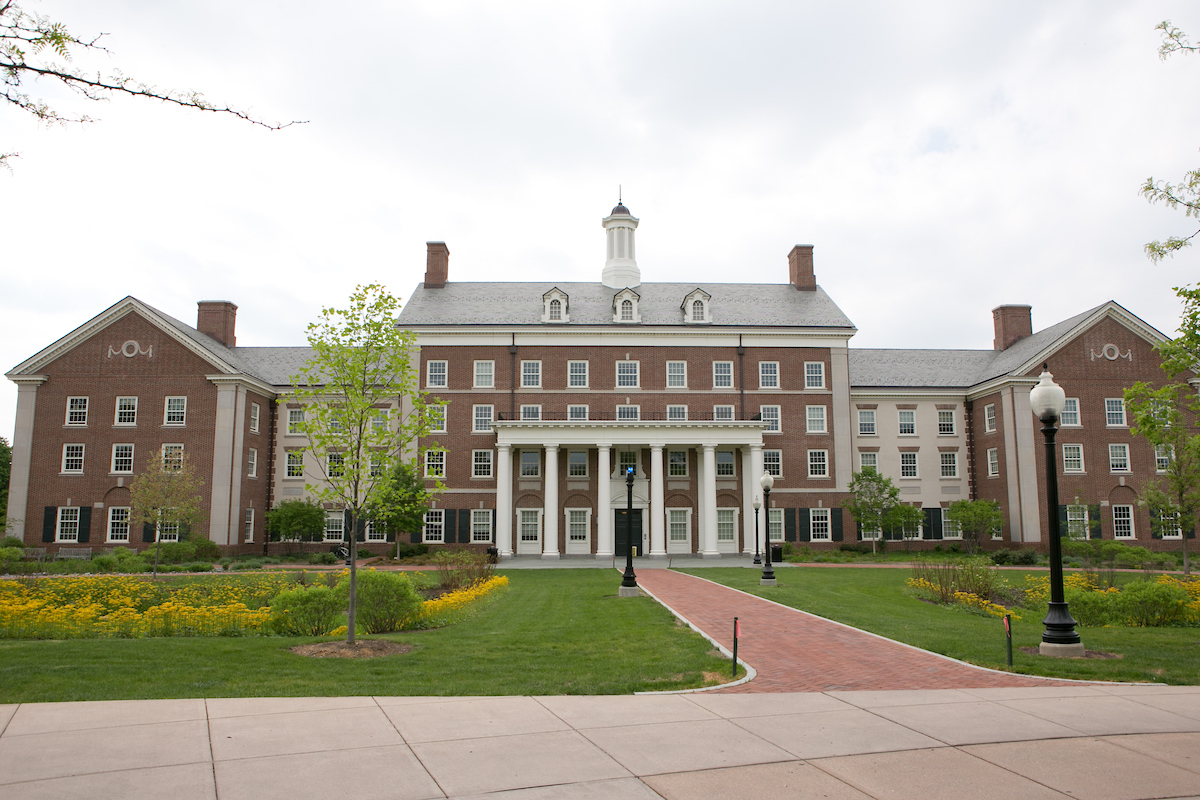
[[346, 512, 357, 645]]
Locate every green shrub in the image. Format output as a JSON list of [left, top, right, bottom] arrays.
[[185, 562, 214, 572], [269, 585, 345, 636], [432, 549, 494, 591], [991, 549, 1013, 565], [1, 536, 26, 550], [0, 546, 24, 572], [1013, 548, 1039, 565], [1115, 580, 1190, 627], [838, 543, 871, 555], [339, 570, 421, 633], [308, 552, 337, 565], [393, 542, 429, 559], [147, 541, 195, 564], [1064, 587, 1116, 627], [91, 554, 119, 573], [191, 537, 221, 561]]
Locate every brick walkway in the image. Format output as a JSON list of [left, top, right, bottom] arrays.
[[635, 569, 1081, 692]]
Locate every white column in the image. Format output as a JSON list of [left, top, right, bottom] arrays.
[[542, 444, 560, 559], [6, 378, 44, 542], [701, 443, 720, 557], [596, 444, 612, 558], [649, 443, 666, 557], [209, 382, 239, 545], [496, 444, 512, 557], [742, 447, 755, 554]]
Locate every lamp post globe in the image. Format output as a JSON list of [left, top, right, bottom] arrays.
[[760, 472, 776, 585], [752, 495, 762, 565]]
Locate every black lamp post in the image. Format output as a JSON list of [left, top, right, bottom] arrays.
[[1029, 364, 1084, 657], [752, 495, 762, 565], [619, 466, 639, 597], [760, 472, 776, 585]]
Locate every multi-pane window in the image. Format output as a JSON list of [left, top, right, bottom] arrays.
[[107, 507, 130, 542], [987, 448, 999, 477], [520, 451, 540, 477], [1061, 398, 1080, 426], [112, 444, 134, 474], [1113, 505, 1134, 539], [617, 361, 639, 387], [474, 360, 494, 388], [165, 397, 187, 426], [473, 449, 493, 478], [519, 510, 540, 543], [246, 447, 257, 478], [808, 450, 828, 478], [327, 452, 345, 478], [858, 410, 876, 435], [423, 510, 444, 543], [473, 509, 494, 543], [716, 451, 735, 476], [805, 362, 825, 389], [1062, 444, 1083, 473], [1109, 443, 1130, 473], [549, 299, 562, 320], [717, 509, 736, 543], [56, 507, 80, 541], [667, 361, 687, 388], [286, 451, 303, 477], [984, 404, 996, 432], [473, 405, 493, 432], [713, 361, 733, 388], [66, 397, 88, 425], [568, 405, 588, 421], [619, 451, 637, 475], [249, 402, 260, 433], [900, 452, 918, 478], [244, 508, 255, 543], [424, 450, 444, 478], [521, 360, 541, 388], [669, 450, 688, 477], [568, 509, 588, 543], [521, 405, 541, 421], [692, 299, 705, 321], [116, 397, 137, 425], [567, 450, 587, 478], [156, 521, 180, 542], [427, 405, 446, 433], [806, 405, 827, 433], [768, 509, 783, 542], [898, 410, 916, 435], [759, 362, 779, 389], [713, 405, 734, 421], [427, 360, 448, 388], [942, 516, 962, 540], [620, 298, 634, 321], [940, 452, 958, 478], [324, 512, 345, 542], [938, 410, 955, 435], [1156, 444, 1173, 473], [162, 444, 184, 471], [62, 444, 84, 473], [810, 508, 831, 541], [1067, 505, 1089, 540], [288, 408, 304, 435], [617, 405, 640, 420], [760, 405, 780, 433], [668, 509, 688, 543], [859, 452, 878, 471], [764, 450, 782, 477], [568, 360, 588, 387], [667, 405, 688, 420], [1159, 510, 1184, 539], [1105, 398, 1126, 427]]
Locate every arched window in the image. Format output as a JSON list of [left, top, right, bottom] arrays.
[[692, 299, 705, 321], [549, 299, 561, 320], [621, 299, 634, 321]]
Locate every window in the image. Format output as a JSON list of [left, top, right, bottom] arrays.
[[164, 396, 187, 426], [567, 450, 587, 478], [667, 405, 688, 421], [249, 402, 260, 433], [521, 404, 541, 421], [520, 451, 540, 477], [764, 450, 782, 477], [669, 450, 688, 477], [287, 408, 304, 435], [365, 520, 385, 541], [473, 450, 493, 478], [1113, 505, 1134, 539], [549, 298, 562, 320], [1105, 398, 1126, 427], [620, 298, 634, 321], [519, 510, 540, 543], [162, 444, 184, 471], [521, 360, 541, 388], [473, 405, 493, 432], [619, 450, 638, 475], [369, 455, 384, 477], [938, 410, 955, 435], [116, 397, 137, 426], [1067, 505, 1089, 540], [942, 515, 962, 540], [568, 360, 588, 388], [768, 509, 783, 542], [759, 362, 779, 389], [667, 361, 687, 388], [1156, 444, 1173, 473], [898, 410, 915, 435], [987, 448, 999, 477], [111, 444, 133, 474], [716, 451, 735, 477], [1062, 444, 1083, 473], [424, 450, 444, 478], [423, 510, 444, 543], [244, 508, 255, 543], [692, 299, 705, 322], [713, 361, 733, 388], [1109, 443, 1130, 473], [1159, 510, 1183, 539], [473, 510, 493, 543], [62, 444, 84, 473], [859, 452, 878, 471], [107, 507, 130, 543], [327, 452, 345, 478], [63, 396, 90, 427], [717, 509, 737, 543], [325, 511, 345, 542], [811, 508, 831, 541], [286, 451, 304, 478], [669, 509, 689, 543], [617, 405, 640, 420], [808, 450, 828, 478], [427, 405, 446, 433], [760, 405, 780, 433], [900, 452, 918, 478], [1061, 398, 1080, 427], [805, 362, 825, 389], [568, 509, 588, 543], [984, 404, 996, 432], [156, 520, 180, 542], [617, 361, 639, 387], [568, 405, 588, 421], [427, 360, 448, 388], [858, 410, 876, 435], [474, 360, 494, 388], [713, 405, 734, 421], [940, 452, 957, 478], [807, 405, 827, 433], [56, 507, 80, 541], [247, 447, 258, 478]]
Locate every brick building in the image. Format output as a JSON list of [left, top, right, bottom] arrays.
[[5, 202, 1193, 555]]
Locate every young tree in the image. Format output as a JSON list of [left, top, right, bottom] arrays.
[[845, 468, 923, 554], [0, 435, 10, 523], [945, 499, 1005, 555], [129, 451, 205, 577], [287, 284, 442, 645], [366, 459, 440, 558], [266, 498, 327, 554]]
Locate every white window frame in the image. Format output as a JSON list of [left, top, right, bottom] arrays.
[[806, 405, 827, 434], [62, 443, 84, 474], [521, 360, 542, 388], [568, 360, 589, 388], [423, 509, 445, 543], [666, 360, 688, 388], [1067, 505, 1089, 540], [1062, 444, 1084, 473], [568, 404, 589, 421], [244, 508, 255, 543], [713, 405, 734, 421], [424, 450, 445, 478], [319, 510, 343, 543], [713, 361, 733, 388], [858, 409, 876, 436], [859, 452, 878, 471], [987, 447, 999, 477], [900, 452, 918, 478], [111, 443, 134, 474], [156, 520, 180, 543], [768, 508, 784, 542], [668, 450, 688, 477], [474, 360, 495, 389], [717, 508, 738, 545], [518, 509, 542, 549], [691, 298, 706, 322], [286, 451, 304, 478], [810, 508, 831, 541], [759, 361, 780, 389], [617, 405, 640, 421], [56, 507, 80, 542], [1160, 510, 1184, 539], [940, 452, 958, 478], [287, 408, 304, 435], [66, 396, 88, 426], [764, 449, 782, 477], [162, 443, 184, 472], [107, 506, 131, 543], [716, 450, 735, 477], [616, 361, 640, 388], [668, 508, 692, 552], [1105, 398, 1127, 427], [618, 450, 638, 476], [472, 509, 494, 543], [364, 520, 385, 542], [667, 405, 688, 421], [898, 409, 916, 436], [548, 298, 563, 321], [1108, 443, 1130, 473], [566, 450, 588, 478], [473, 404, 494, 433], [983, 403, 996, 433], [473, 449, 494, 478], [1061, 398, 1080, 427], [808, 449, 829, 478], [115, 396, 137, 426], [520, 404, 542, 421], [164, 396, 187, 426], [247, 447, 258, 478], [565, 508, 590, 548], [1113, 505, 1134, 539], [327, 451, 345, 478], [938, 410, 955, 435], [760, 405, 781, 433], [427, 404, 447, 434], [804, 362, 825, 389], [520, 450, 540, 477], [1156, 444, 1173, 473], [942, 515, 962, 540], [620, 298, 634, 321], [249, 402, 260, 433], [426, 360, 448, 389]]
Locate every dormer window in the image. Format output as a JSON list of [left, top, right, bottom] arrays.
[[682, 288, 711, 324], [612, 288, 641, 323], [692, 300, 704, 321], [621, 300, 633, 320], [541, 287, 569, 323]]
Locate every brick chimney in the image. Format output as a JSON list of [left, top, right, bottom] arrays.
[[992, 304, 1032, 351], [425, 242, 449, 288], [197, 301, 237, 347], [788, 245, 815, 291]]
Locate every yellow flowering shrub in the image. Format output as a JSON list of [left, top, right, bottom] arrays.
[[906, 576, 1021, 620], [410, 575, 509, 630]]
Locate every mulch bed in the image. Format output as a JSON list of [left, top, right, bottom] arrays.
[[291, 640, 413, 659]]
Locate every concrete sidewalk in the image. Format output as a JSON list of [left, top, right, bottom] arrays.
[[2, 687, 1199, 799]]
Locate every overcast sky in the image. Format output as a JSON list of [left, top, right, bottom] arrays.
[[4, 0, 1199, 442]]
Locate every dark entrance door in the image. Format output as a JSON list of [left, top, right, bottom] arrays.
[[614, 509, 643, 557]]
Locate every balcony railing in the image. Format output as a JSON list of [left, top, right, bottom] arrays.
[[495, 411, 763, 422]]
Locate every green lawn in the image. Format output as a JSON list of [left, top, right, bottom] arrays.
[[681, 567, 1200, 685], [0, 571, 739, 703]]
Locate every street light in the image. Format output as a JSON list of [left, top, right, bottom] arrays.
[[618, 466, 639, 597], [1028, 363, 1084, 657], [760, 472, 776, 586], [752, 495, 762, 565]]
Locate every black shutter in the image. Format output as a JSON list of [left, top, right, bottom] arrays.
[[1188, 522, 1196, 540], [1150, 508, 1163, 539], [925, 507, 943, 540], [492, 509, 497, 544], [1058, 505, 1069, 538], [797, 508, 811, 542], [1089, 504, 1101, 539], [459, 510, 471, 543], [143, 522, 156, 543], [831, 508, 843, 542], [784, 508, 797, 542], [343, 510, 352, 542], [385, 521, 395, 543], [410, 524, 421, 544], [77, 506, 91, 543], [357, 516, 366, 543], [42, 506, 56, 543], [444, 509, 456, 544]]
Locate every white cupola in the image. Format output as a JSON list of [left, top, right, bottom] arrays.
[[601, 201, 640, 289]]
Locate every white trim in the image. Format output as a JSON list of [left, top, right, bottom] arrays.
[[564, 507, 591, 554]]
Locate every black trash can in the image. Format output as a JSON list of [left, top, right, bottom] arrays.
[[486, 546, 499, 564], [771, 545, 783, 562]]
